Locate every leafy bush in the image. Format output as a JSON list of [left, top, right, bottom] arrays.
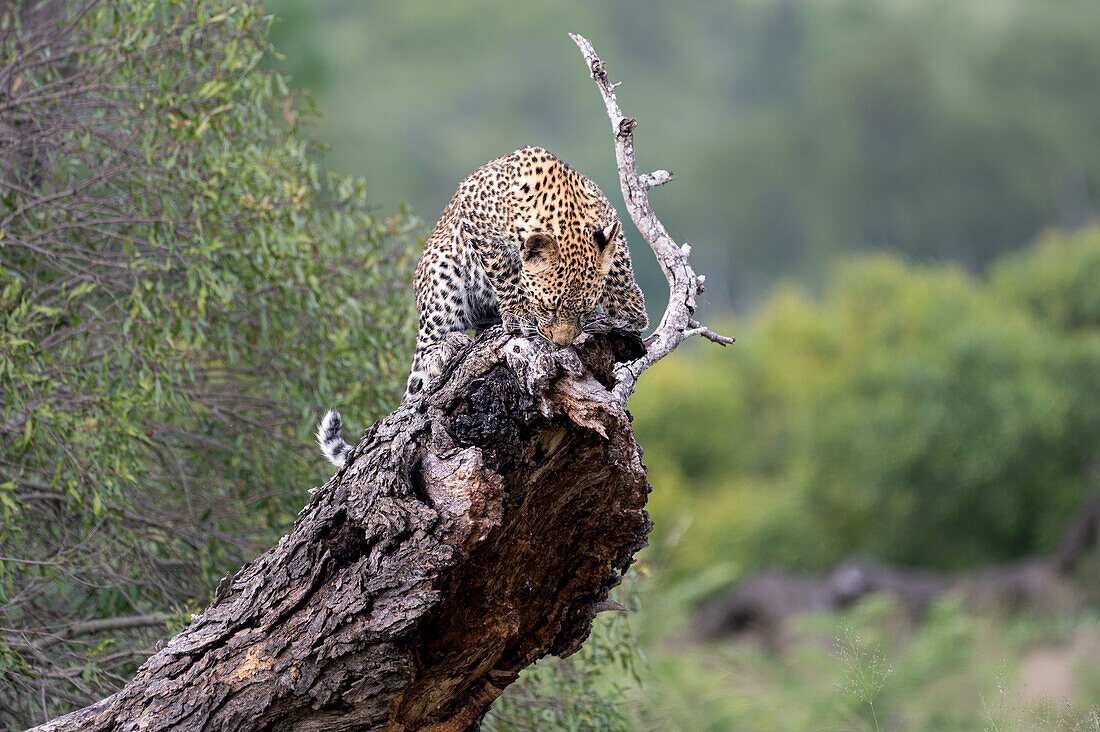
[[0, 0, 415, 724], [264, 0, 1100, 301], [633, 227, 1100, 579], [992, 225, 1100, 332]]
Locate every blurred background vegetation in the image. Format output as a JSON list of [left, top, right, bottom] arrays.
[[263, 1, 1100, 726], [4, 0, 1100, 728], [265, 0, 1100, 309]]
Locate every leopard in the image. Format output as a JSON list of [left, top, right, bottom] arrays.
[[407, 145, 648, 395], [316, 146, 647, 467]]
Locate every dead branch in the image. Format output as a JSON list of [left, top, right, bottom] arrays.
[[31, 329, 652, 731], [12, 615, 172, 655], [569, 32, 734, 403], [694, 490, 1100, 647]]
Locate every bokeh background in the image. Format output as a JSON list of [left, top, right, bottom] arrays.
[[3, 0, 1100, 728]]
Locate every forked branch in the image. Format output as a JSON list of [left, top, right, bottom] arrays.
[[570, 33, 734, 403]]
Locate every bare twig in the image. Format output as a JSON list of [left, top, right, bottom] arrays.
[[9, 615, 171, 654], [570, 33, 734, 403]]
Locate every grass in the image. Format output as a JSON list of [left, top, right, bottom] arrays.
[[620, 589, 1100, 731], [487, 556, 1100, 730]]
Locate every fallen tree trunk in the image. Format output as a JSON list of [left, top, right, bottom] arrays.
[[694, 490, 1100, 646], [35, 328, 652, 731]]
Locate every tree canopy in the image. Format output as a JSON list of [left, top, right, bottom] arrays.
[[264, 0, 1100, 307]]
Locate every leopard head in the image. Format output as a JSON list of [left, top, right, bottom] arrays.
[[519, 221, 620, 347]]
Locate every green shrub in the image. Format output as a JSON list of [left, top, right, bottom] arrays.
[[991, 226, 1100, 331], [627, 593, 1100, 731], [0, 0, 415, 724], [633, 230, 1100, 580]]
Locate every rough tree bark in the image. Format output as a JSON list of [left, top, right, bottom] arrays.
[[32, 35, 732, 731]]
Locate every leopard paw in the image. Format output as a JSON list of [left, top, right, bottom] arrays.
[[404, 333, 474, 398], [435, 331, 474, 374], [405, 369, 428, 397]]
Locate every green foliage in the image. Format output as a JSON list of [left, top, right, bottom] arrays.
[[0, 0, 415, 723], [835, 624, 894, 731], [992, 227, 1100, 333], [485, 593, 640, 732], [633, 227, 1100, 581], [626, 594, 1100, 731]]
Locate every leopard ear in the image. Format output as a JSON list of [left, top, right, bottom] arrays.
[[521, 233, 559, 271], [604, 222, 622, 250], [593, 221, 621, 253], [594, 222, 620, 275]]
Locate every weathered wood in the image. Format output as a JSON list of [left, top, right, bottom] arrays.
[[32, 328, 652, 732], [568, 32, 734, 404]]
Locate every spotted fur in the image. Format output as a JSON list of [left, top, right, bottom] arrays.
[[405, 146, 648, 397]]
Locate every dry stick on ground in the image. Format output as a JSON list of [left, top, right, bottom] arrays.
[[32, 35, 732, 732]]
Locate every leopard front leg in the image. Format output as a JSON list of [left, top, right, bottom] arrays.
[[498, 293, 534, 336], [465, 222, 535, 335], [406, 232, 477, 398]]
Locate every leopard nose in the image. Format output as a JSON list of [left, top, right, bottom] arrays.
[[551, 327, 579, 347]]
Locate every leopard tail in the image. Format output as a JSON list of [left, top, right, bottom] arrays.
[[315, 409, 351, 467]]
